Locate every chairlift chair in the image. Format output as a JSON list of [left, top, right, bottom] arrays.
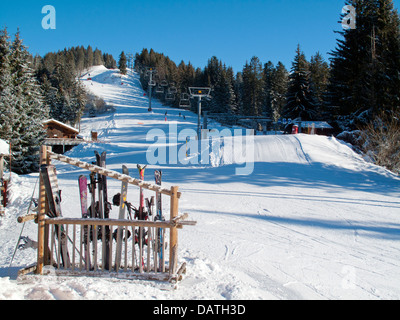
[[155, 85, 164, 94], [180, 93, 190, 101], [169, 86, 178, 94], [165, 93, 175, 101], [179, 99, 191, 108], [160, 80, 168, 87]]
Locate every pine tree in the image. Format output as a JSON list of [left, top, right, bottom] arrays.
[[75, 46, 85, 75], [262, 61, 275, 117], [85, 45, 94, 69], [329, 0, 400, 125], [270, 62, 289, 122], [309, 52, 330, 118], [242, 56, 264, 116], [94, 48, 104, 66], [9, 30, 48, 173], [119, 51, 127, 75], [225, 66, 238, 114], [0, 28, 16, 141], [284, 45, 317, 120]]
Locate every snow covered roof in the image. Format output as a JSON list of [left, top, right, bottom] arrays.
[[0, 139, 10, 156], [43, 119, 79, 134]]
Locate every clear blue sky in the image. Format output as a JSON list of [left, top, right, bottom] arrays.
[[1, 0, 399, 73]]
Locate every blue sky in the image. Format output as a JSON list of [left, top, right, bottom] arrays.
[[1, 0, 399, 73]]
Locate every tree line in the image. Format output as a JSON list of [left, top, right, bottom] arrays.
[[0, 29, 48, 174], [134, 47, 330, 122], [135, 0, 400, 132], [34, 45, 116, 126], [0, 28, 117, 173]]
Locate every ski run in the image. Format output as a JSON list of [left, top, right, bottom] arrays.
[[1, 65, 399, 300]]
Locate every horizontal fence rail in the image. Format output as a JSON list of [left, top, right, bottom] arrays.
[[47, 151, 181, 198]]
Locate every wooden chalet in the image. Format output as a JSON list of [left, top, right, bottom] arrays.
[[43, 119, 79, 139], [300, 121, 334, 136], [43, 119, 82, 154]]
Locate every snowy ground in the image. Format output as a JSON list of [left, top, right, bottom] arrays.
[[1, 66, 399, 300]]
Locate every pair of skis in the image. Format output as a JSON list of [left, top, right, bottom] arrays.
[[154, 170, 164, 270], [115, 164, 150, 271], [78, 157, 165, 272], [114, 166, 164, 272], [78, 151, 110, 270]]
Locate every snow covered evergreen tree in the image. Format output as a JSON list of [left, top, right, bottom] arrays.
[[8, 30, 48, 174], [242, 56, 264, 116], [119, 51, 127, 75], [283, 45, 317, 120], [270, 62, 289, 122], [309, 52, 330, 118], [329, 0, 400, 126], [0, 28, 16, 142], [262, 61, 275, 118]]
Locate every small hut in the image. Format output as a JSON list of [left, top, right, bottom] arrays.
[[43, 119, 80, 140], [300, 121, 334, 136], [43, 119, 81, 154]]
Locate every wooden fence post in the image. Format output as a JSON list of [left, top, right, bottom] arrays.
[[36, 146, 48, 274], [169, 186, 179, 276]]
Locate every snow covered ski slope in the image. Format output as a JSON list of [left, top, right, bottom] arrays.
[[1, 66, 399, 300]]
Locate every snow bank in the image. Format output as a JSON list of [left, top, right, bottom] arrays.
[[0, 139, 10, 155]]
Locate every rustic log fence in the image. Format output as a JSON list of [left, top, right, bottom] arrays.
[[19, 146, 196, 283]]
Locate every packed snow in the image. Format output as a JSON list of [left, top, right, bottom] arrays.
[[1, 65, 399, 300]]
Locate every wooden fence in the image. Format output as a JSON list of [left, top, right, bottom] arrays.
[[19, 146, 196, 283]]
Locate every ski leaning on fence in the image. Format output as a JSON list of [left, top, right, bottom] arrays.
[[115, 165, 129, 271], [95, 151, 111, 270], [154, 170, 164, 270], [137, 165, 148, 272], [78, 175, 91, 270], [40, 164, 70, 268]]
